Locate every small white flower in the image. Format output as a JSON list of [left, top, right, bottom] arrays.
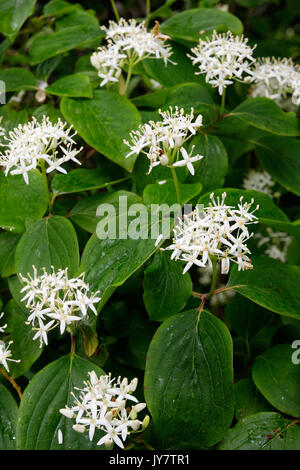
[[242, 169, 275, 197], [61, 372, 148, 449], [249, 57, 300, 108], [255, 227, 292, 263], [188, 30, 256, 95], [20, 267, 100, 347], [0, 340, 20, 372], [124, 106, 203, 174], [57, 429, 63, 445], [0, 116, 83, 184], [164, 192, 259, 274], [91, 18, 174, 87]]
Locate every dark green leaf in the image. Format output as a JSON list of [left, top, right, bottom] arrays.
[[0, 232, 20, 277], [234, 378, 273, 421], [228, 256, 300, 320], [0, 171, 48, 233], [143, 180, 202, 206], [0, 68, 38, 92], [60, 90, 141, 171], [15, 215, 79, 277], [144, 309, 234, 448], [0, 0, 36, 40], [143, 251, 192, 321], [231, 98, 300, 136], [253, 344, 300, 417], [16, 354, 106, 449], [0, 383, 18, 449], [46, 73, 93, 98]]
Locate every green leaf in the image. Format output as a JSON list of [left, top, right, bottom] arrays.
[[0, 0, 36, 40], [143, 251, 192, 321], [3, 300, 42, 378], [15, 215, 79, 277], [143, 180, 202, 206], [46, 73, 93, 98], [16, 354, 106, 449], [0, 232, 20, 277], [185, 134, 228, 192], [161, 8, 243, 45], [226, 294, 272, 341], [60, 90, 141, 171], [219, 412, 300, 450], [29, 25, 104, 65], [256, 136, 300, 197], [144, 309, 234, 448], [228, 256, 300, 320], [231, 98, 300, 136], [234, 378, 273, 421], [0, 383, 18, 449], [43, 0, 78, 17], [252, 344, 300, 417], [0, 68, 38, 92], [142, 42, 210, 88], [198, 188, 289, 222], [51, 166, 126, 196], [70, 191, 139, 234], [80, 192, 159, 309], [0, 171, 48, 233], [132, 83, 213, 114]]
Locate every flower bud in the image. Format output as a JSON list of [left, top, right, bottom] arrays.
[[159, 154, 169, 166], [72, 424, 85, 433], [142, 415, 150, 430], [59, 408, 75, 419]]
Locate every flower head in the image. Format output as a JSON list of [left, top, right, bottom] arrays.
[[91, 18, 173, 86], [19, 266, 100, 347], [0, 116, 82, 184], [188, 30, 256, 95], [163, 192, 259, 274], [124, 106, 203, 174], [249, 57, 300, 108], [242, 169, 275, 197], [255, 227, 292, 263], [0, 313, 20, 373], [60, 372, 148, 449]]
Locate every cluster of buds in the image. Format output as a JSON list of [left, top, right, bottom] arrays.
[[0, 116, 82, 184], [242, 169, 276, 198], [163, 192, 259, 274], [255, 227, 292, 263], [91, 18, 173, 87], [125, 106, 203, 174], [19, 266, 100, 347], [60, 372, 149, 449]]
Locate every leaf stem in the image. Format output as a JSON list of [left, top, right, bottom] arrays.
[[110, 0, 120, 21], [208, 256, 218, 298], [39, 159, 51, 212], [0, 367, 22, 400], [220, 88, 226, 116], [123, 63, 133, 97], [170, 166, 182, 207], [145, 0, 151, 26]]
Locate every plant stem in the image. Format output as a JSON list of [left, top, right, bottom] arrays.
[[110, 0, 120, 21], [145, 0, 151, 26], [220, 88, 226, 116], [123, 63, 133, 97], [208, 256, 218, 298], [40, 159, 51, 211], [0, 367, 22, 400], [170, 166, 182, 207]]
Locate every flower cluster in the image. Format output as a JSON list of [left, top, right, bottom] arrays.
[[242, 169, 275, 197], [0, 313, 20, 372], [0, 116, 82, 184], [164, 192, 259, 274], [255, 227, 292, 263], [19, 266, 100, 347], [91, 18, 173, 87], [249, 57, 300, 108], [125, 106, 203, 174], [60, 371, 149, 449], [188, 30, 256, 95]]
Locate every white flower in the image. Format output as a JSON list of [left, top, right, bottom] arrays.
[[60, 372, 148, 449], [0, 312, 7, 333], [249, 57, 300, 108], [188, 30, 256, 95], [0, 340, 20, 372], [0, 116, 83, 184], [19, 266, 101, 347], [242, 169, 275, 197], [124, 106, 203, 174], [255, 227, 292, 263], [163, 192, 259, 274], [91, 18, 174, 86]]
